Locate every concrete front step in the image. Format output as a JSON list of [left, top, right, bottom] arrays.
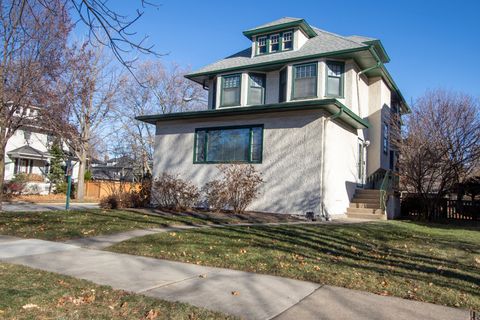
[[347, 207, 383, 215], [351, 198, 381, 205], [347, 212, 386, 220], [353, 193, 380, 200], [355, 189, 381, 194], [349, 202, 381, 209]]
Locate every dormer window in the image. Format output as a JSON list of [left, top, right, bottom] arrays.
[[282, 31, 293, 50], [270, 34, 279, 52], [257, 36, 267, 54]]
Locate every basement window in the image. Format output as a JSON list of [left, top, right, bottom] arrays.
[[194, 125, 263, 163]]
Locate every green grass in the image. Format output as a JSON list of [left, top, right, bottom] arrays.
[[0, 209, 301, 241], [0, 262, 235, 320], [108, 221, 480, 310]]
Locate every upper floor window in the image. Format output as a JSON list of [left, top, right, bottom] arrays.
[[220, 74, 241, 107], [257, 36, 267, 54], [270, 34, 279, 52], [279, 68, 288, 102], [247, 73, 266, 105], [383, 122, 389, 154], [282, 31, 293, 50], [326, 61, 344, 98], [292, 63, 317, 99], [194, 125, 263, 163]]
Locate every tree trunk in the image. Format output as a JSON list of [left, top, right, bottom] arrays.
[[0, 142, 6, 211], [76, 149, 86, 201]]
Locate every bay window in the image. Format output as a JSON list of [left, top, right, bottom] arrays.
[[326, 61, 344, 97], [247, 73, 266, 105], [292, 63, 317, 99], [220, 74, 241, 107]]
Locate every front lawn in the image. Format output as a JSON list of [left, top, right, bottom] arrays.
[[0, 262, 234, 319], [107, 221, 480, 310], [0, 209, 302, 241]]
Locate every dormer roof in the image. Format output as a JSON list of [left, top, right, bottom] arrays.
[[242, 17, 317, 40]]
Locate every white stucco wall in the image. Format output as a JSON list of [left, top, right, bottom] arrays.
[[152, 109, 359, 216], [323, 120, 360, 215], [366, 77, 392, 176]]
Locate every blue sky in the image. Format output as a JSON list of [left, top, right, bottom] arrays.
[[101, 0, 480, 102]]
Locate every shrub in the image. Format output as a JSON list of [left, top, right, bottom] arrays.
[[25, 173, 44, 182], [204, 164, 263, 213], [4, 173, 28, 194], [99, 194, 119, 209], [54, 181, 68, 194], [152, 172, 199, 210]]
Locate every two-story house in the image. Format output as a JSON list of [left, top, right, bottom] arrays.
[[137, 18, 409, 219], [4, 105, 80, 194]]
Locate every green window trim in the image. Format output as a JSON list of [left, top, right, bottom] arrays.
[[278, 67, 288, 103], [193, 125, 264, 164], [325, 61, 345, 98], [255, 29, 294, 56], [219, 73, 242, 108], [291, 62, 318, 100], [247, 73, 266, 105]]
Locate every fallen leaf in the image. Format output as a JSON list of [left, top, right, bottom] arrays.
[[231, 291, 240, 296], [145, 309, 160, 319], [199, 274, 207, 278], [22, 304, 39, 310], [239, 249, 247, 254], [475, 257, 480, 265]]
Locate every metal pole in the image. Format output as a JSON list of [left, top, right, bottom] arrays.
[[66, 175, 71, 210]]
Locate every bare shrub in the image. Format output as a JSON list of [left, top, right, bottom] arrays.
[[99, 194, 119, 209], [152, 173, 200, 210], [204, 164, 263, 214]]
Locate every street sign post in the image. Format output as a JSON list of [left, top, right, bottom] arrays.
[[65, 160, 72, 210]]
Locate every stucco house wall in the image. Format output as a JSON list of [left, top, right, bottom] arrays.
[[152, 109, 359, 216]]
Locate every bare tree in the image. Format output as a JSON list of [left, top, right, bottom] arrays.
[[0, 0, 71, 209], [398, 89, 480, 218], [46, 44, 123, 200], [111, 61, 207, 179]]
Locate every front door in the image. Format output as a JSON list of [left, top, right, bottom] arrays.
[[357, 139, 366, 186]]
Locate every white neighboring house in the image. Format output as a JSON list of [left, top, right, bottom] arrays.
[[137, 17, 410, 219], [4, 106, 79, 195]]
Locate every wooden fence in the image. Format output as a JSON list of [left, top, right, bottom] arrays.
[[84, 181, 141, 199], [402, 198, 480, 221]]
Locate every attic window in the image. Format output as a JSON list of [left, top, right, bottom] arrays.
[[257, 37, 267, 54], [270, 34, 279, 52], [282, 31, 292, 50]]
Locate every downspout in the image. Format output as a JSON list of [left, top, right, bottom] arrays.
[[320, 105, 344, 220], [355, 46, 383, 118]]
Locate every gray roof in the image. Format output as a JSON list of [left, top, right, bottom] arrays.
[[345, 35, 377, 44], [7, 145, 49, 160], [244, 17, 303, 32], [187, 26, 370, 77]]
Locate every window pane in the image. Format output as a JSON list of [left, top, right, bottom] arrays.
[[294, 77, 316, 98], [221, 75, 241, 106], [251, 127, 263, 162], [195, 130, 206, 162], [248, 74, 265, 105], [283, 40, 292, 50], [279, 68, 287, 102], [326, 77, 340, 96], [207, 128, 250, 162]]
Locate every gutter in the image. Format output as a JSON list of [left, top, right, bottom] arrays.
[[320, 105, 344, 220]]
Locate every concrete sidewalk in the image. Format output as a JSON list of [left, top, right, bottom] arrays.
[[1, 202, 99, 211], [0, 236, 471, 320]]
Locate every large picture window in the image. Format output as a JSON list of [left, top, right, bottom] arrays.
[[326, 61, 344, 97], [247, 73, 266, 105], [292, 63, 317, 99], [220, 74, 241, 107], [194, 125, 263, 163]]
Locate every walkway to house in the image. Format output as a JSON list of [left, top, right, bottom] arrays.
[[0, 235, 469, 320], [64, 218, 370, 249]]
